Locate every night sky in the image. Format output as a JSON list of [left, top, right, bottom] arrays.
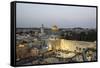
[[16, 3, 96, 28]]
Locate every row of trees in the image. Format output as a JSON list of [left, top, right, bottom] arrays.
[[61, 30, 97, 42]]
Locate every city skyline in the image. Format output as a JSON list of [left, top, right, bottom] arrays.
[[16, 3, 96, 28]]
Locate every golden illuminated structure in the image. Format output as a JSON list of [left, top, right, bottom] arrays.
[[48, 25, 96, 52], [48, 39, 96, 52], [51, 25, 59, 32], [48, 39, 61, 50]]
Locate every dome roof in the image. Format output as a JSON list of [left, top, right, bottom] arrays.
[[51, 25, 59, 32]]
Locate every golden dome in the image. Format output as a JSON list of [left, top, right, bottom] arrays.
[[51, 25, 59, 32]]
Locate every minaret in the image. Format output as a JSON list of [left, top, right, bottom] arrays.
[[40, 24, 45, 36]]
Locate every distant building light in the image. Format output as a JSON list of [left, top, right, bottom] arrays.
[[18, 44, 25, 48]]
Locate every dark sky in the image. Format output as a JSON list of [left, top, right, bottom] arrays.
[[16, 3, 96, 28]]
